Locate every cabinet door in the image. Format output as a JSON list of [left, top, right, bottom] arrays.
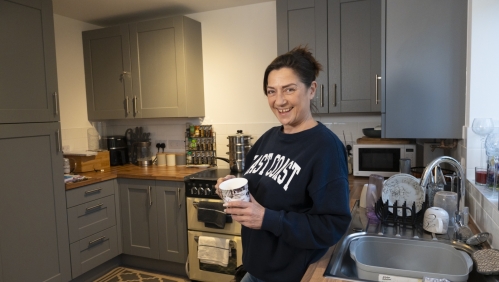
[[82, 25, 132, 120], [130, 17, 181, 118], [119, 179, 159, 259], [156, 181, 187, 263], [0, 0, 59, 123], [0, 122, 70, 282], [328, 0, 381, 113], [276, 0, 329, 113], [382, 0, 467, 138]]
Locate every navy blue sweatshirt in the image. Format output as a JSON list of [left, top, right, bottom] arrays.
[[242, 122, 351, 282]]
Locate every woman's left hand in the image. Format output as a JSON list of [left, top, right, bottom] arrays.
[[224, 194, 265, 229]]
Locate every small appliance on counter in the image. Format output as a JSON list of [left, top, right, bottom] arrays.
[[102, 135, 128, 166], [353, 140, 416, 177], [125, 127, 152, 166]]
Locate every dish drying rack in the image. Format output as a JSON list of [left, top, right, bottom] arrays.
[[374, 197, 428, 228]]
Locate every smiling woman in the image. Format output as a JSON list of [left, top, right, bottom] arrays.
[[215, 47, 351, 282]]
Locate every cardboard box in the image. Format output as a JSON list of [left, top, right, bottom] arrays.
[[64, 151, 110, 173]]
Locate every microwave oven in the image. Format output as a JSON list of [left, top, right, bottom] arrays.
[[353, 144, 416, 177]]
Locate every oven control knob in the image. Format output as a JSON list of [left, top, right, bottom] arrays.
[[191, 186, 198, 195], [205, 187, 211, 195], [199, 187, 205, 195]]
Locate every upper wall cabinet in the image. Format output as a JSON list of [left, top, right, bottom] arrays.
[[83, 16, 205, 120], [276, 0, 329, 113], [276, 0, 381, 114], [381, 0, 467, 139], [0, 0, 60, 123]]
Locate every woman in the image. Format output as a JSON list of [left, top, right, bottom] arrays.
[[216, 47, 351, 282]]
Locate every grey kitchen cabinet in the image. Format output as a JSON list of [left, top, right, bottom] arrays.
[[66, 180, 121, 278], [276, 0, 329, 113], [82, 25, 133, 120], [0, 0, 60, 123], [0, 122, 71, 282], [381, 0, 467, 139], [120, 178, 159, 259], [328, 0, 381, 113], [156, 181, 187, 263], [119, 179, 187, 263], [276, 0, 381, 113], [82, 15, 205, 120]]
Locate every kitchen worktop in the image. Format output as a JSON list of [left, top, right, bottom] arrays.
[[65, 164, 209, 190], [65, 168, 485, 282]]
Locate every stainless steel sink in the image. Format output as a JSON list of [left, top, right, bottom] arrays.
[[324, 202, 499, 282]]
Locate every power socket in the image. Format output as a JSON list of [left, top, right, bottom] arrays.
[[168, 140, 185, 150]]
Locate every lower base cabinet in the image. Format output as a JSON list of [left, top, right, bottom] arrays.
[[66, 180, 121, 279], [120, 179, 187, 263], [70, 226, 119, 277]]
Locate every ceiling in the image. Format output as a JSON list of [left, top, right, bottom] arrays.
[[52, 0, 274, 26]]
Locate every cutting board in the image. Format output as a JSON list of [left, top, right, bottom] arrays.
[[357, 137, 411, 144]]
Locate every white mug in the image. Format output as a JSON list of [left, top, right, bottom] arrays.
[[219, 178, 250, 204], [423, 207, 449, 234]]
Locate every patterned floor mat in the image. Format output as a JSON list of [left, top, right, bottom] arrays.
[[94, 267, 188, 282]]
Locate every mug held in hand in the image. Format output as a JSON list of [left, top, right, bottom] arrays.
[[219, 178, 250, 203]]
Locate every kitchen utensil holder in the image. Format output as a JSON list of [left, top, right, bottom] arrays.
[[374, 197, 428, 228]]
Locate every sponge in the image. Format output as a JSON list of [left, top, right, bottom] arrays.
[[472, 249, 499, 275]]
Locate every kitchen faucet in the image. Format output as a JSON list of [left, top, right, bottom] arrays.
[[419, 156, 465, 224]]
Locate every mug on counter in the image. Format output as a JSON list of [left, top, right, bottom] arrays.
[[423, 207, 449, 234]]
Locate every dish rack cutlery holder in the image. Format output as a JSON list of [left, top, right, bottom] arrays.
[[374, 197, 428, 227]]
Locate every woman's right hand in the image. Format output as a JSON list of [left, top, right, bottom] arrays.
[[215, 175, 235, 199]]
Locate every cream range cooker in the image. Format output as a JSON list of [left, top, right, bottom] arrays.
[[184, 168, 243, 282]]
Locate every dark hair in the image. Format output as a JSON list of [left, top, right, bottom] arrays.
[[263, 46, 323, 95]]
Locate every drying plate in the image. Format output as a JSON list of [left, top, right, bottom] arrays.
[[382, 173, 424, 216]]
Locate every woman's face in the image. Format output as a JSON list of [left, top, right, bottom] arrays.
[[266, 67, 316, 133]]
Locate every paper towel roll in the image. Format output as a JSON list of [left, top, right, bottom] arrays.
[[166, 154, 176, 166], [157, 153, 166, 166]]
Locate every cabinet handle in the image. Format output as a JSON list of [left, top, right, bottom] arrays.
[[320, 84, 324, 107], [375, 74, 381, 105], [177, 187, 181, 209], [148, 186, 152, 206], [55, 129, 62, 153], [84, 188, 102, 194], [133, 96, 138, 115], [53, 92, 59, 115], [86, 203, 103, 212], [88, 236, 106, 245], [125, 96, 130, 114], [333, 84, 337, 107]]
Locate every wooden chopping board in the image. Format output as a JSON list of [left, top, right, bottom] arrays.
[[357, 137, 411, 144]]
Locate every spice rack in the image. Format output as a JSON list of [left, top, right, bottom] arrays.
[[185, 125, 217, 166]]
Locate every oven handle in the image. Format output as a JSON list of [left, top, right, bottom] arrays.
[[194, 235, 236, 250]]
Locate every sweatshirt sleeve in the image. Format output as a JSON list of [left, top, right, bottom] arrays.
[[260, 176, 352, 249]]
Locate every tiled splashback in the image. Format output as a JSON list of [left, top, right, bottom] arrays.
[[60, 116, 380, 168]]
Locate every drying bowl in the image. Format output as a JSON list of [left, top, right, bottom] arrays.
[[362, 128, 381, 138]]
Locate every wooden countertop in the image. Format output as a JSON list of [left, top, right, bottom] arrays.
[[65, 164, 209, 190]]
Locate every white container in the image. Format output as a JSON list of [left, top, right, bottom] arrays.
[[349, 236, 472, 281]]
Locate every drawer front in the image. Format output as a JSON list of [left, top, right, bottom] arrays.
[[67, 195, 116, 243], [70, 226, 119, 278], [66, 180, 114, 208]]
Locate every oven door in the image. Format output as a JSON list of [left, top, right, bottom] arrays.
[[186, 197, 241, 235], [188, 230, 242, 282]]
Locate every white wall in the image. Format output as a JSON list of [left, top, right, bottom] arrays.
[[463, 0, 499, 248], [53, 15, 100, 151]]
